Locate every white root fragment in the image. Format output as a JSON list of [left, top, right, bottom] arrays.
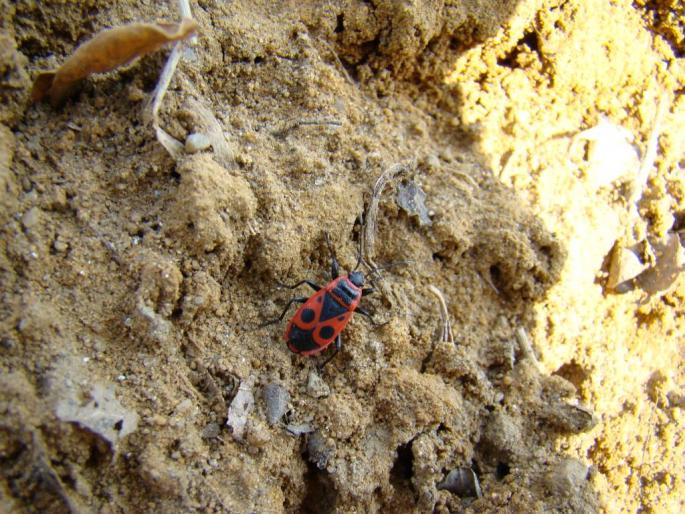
[[515, 327, 540, 370], [155, 123, 184, 159], [627, 93, 669, 235], [428, 285, 454, 344]]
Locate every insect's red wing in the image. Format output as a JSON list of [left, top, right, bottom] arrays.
[[315, 309, 352, 345], [284, 285, 355, 355], [285, 289, 325, 338]]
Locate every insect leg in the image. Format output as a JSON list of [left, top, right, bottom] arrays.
[[260, 297, 308, 327], [356, 306, 387, 327], [324, 232, 340, 279], [276, 280, 321, 292], [319, 334, 342, 369], [361, 287, 374, 297]]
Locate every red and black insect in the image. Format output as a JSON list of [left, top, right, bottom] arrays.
[[263, 234, 381, 367]]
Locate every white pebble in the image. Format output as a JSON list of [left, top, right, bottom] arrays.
[[185, 133, 211, 153]]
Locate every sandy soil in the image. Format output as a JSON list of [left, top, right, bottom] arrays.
[[1, 0, 683, 512]]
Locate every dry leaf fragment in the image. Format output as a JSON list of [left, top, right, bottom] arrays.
[[32, 18, 198, 106], [636, 232, 685, 295]]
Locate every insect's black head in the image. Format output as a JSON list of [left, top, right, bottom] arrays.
[[348, 271, 365, 288]]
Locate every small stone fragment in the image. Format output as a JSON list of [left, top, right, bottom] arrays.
[[226, 377, 255, 441], [245, 420, 271, 448], [307, 431, 333, 470], [53, 236, 68, 253], [201, 422, 220, 439], [262, 383, 289, 425], [481, 411, 525, 460], [285, 423, 314, 436], [540, 402, 597, 434], [185, 133, 211, 153], [544, 458, 589, 497], [306, 371, 330, 398], [437, 467, 482, 498], [607, 243, 646, 292], [396, 180, 432, 226], [21, 207, 41, 231]]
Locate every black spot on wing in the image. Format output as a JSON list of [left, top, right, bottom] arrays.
[[300, 308, 316, 323], [319, 326, 335, 340], [320, 293, 348, 321], [287, 325, 319, 353]]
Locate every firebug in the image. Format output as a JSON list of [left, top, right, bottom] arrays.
[[263, 233, 382, 367]]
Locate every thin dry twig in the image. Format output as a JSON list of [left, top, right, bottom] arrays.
[[363, 161, 412, 272], [271, 118, 343, 138], [428, 285, 454, 344], [628, 93, 669, 235]]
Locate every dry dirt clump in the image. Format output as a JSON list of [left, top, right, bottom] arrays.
[[0, 1, 683, 513]]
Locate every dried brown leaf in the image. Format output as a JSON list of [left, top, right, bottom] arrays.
[[32, 18, 198, 106], [636, 232, 685, 295]]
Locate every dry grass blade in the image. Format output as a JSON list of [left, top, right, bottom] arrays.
[[32, 18, 198, 106], [428, 285, 454, 344]]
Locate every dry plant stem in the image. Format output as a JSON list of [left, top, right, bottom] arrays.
[[316, 37, 355, 87], [515, 327, 540, 370], [178, 0, 192, 19], [272, 119, 343, 138], [144, 43, 182, 125], [428, 285, 454, 343], [144, 0, 194, 158], [363, 161, 411, 271], [296, 119, 342, 128], [628, 93, 669, 241]]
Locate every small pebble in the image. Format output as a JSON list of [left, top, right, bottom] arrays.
[[262, 383, 289, 425], [396, 180, 432, 226], [21, 207, 41, 231], [1, 338, 14, 351], [307, 431, 333, 470], [149, 414, 167, 427], [185, 133, 211, 153], [245, 421, 271, 447], [425, 154, 441, 170], [437, 467, 482, 498], [307, 371, 330, 398], [544, 458, 589, 497], [53, 238, 68, 253], [607, 246, 646, 291], [285, 423, 314, 436], [174, 399, 193, 416], [201, 422, 221, 439]]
